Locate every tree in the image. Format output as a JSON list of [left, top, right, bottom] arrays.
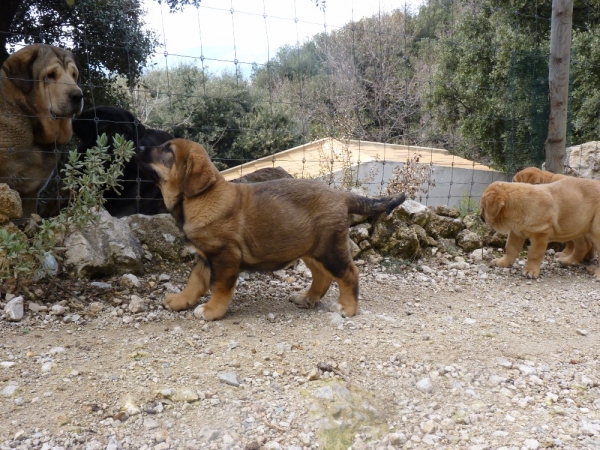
[[1, 0, 156, 107]]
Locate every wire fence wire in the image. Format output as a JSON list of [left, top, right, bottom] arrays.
[[1, 0, 599, 217]]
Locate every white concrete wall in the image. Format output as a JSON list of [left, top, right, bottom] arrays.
[[325, 161, 509, 208]]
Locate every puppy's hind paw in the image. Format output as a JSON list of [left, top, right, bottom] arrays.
[[491, 257, 512, 268], [163, 293, 197, 311], [522, 268, 540, 279]]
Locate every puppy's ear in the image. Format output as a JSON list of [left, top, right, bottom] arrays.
[[2, 46, 40, 93], [183, 150, 217, 197], [483, 191, 505, 221]]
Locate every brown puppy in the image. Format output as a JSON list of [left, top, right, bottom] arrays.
[[480, 179, 600, 279], [513, 167, 595, 262], [512, 167, 567, 184], [137, 139, 406, 320], [0, 44, 83, 217]]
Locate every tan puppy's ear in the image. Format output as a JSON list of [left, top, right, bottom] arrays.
[[183, 150, 217, 197], [483, 191, 505, 221], [2, 46, 40, 93]]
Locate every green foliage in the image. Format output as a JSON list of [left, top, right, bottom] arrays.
[[0, 134, 134, 283], [457, 193, 480, 218]]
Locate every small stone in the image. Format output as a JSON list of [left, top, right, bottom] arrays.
[[497, 357, 512, 369], [1, 384, 18, 396], [307, 367, 320, 381], [0, 361, 15, 368], [172, 387, 200, 402], [518, 365, 536, 375], [121, 393, 141, 415], [217, 372, 239, 387], [14, 397, 24, 406], [128, 295, 146, 313], [90, 281, 112, 289], [121, 273, 140, 288], [416, 377, 433, 393], [267, 313, 276, 322], [523, 438, 540, 449], [158, 273, 171, 282], [329, 312, 344, 326], [464, 318, 477, 325], [143, 417, 159, 430], [28, 302, 42, 313], [49, 347, 65, 355], [41, 362, 54, 372], [298, 433, 311, 445], [576, 329, 588, 336], [50, 304, 66, 316], [263, 441, 281, 450], [4, 296, 24, 321]]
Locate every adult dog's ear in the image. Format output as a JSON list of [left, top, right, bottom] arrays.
[[183, 150, 217, 197], [2, 46, 40, 93]]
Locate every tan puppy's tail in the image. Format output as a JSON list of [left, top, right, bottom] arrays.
[[347, 192, 406, 216]]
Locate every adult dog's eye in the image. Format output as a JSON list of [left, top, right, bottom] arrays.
[[46, 71, 56, 80]]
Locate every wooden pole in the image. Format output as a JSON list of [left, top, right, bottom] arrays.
[[545, 0, 573, 174]]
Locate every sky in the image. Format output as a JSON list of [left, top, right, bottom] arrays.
[[142, 0, 425, 76]]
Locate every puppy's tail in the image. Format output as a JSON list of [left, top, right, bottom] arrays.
[[346, 192, 406, 216]]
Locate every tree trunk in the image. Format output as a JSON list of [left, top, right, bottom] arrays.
[[545, 0, 574, 174]]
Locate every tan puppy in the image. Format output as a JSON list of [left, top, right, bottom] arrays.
[[137, 139, 406, 320], [512, 167, 567, 184], [480, 179, 600, 278], [0, 44, 83, 216], [513, 167, 595, 262]]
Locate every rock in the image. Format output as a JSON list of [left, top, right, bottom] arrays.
[[121, 273, 140, 288], [64, 208, 144, 278], [348, 238, 361, 259], [128, 295, 146, 313], [0, 361, 15, 368], [171, 388, 200, 402], [349, 223, 371, 243], [143, 417, 159, 430], [50, 304, 66, 316], [263, 442, 282, 450], [394, 199, 432, 226], [90, 281, 112, 289], [307, 367, 320, 381], [370, 217, 421, 259], [312, 386, 334, 401], [565, 141, 600, 179], [577, 329, 588, 336], [456, 229, 483, 252], [217, 372, 239, 387], [523, 438, 540, 449], [1, 383, 18, 396], [121, 393, 141, 415], [89, 302, 104, 314], [435, 204, 460, 218], [469, 248, 490, 263], [28, 302, 43, 313], [416, 377, 433, 393], [4, 296, 24, 321], [424, 214, 464, 239], [0, 183, 22, 223], [125, 213, 184, 261]]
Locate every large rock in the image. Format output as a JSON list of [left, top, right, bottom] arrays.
[[565, 142, 600, 179], [370, 218, 421, 259], [392, 200, 432, 227], [0, 184, 22, 223], [424, 214, 464, 239], [64, 208, 144, 278], [125, 214, 184, 261], [456, 229, 483, 252]]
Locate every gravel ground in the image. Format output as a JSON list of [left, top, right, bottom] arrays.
[[1, 249, 600, 450]]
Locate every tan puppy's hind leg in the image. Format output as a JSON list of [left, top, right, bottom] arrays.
[[557, 236, 591, 266], [164, 259, 210, 311], [291, 258, 333, 309], [522, 234, 548, 278], [555, 240, 574, 259], [492, 232, 525, 268]]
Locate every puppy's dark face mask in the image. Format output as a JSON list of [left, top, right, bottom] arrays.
[[136, 141, 175, 185]]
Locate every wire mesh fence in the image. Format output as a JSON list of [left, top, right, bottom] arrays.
[[2, 0, 600, 217]]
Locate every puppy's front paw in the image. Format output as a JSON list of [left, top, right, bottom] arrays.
[[522, 266, 540, 278], [491, 257, 512, 268], [163, 293, 197, 311], [193, 302, 227, 321], [587, 265, 600, 278]]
